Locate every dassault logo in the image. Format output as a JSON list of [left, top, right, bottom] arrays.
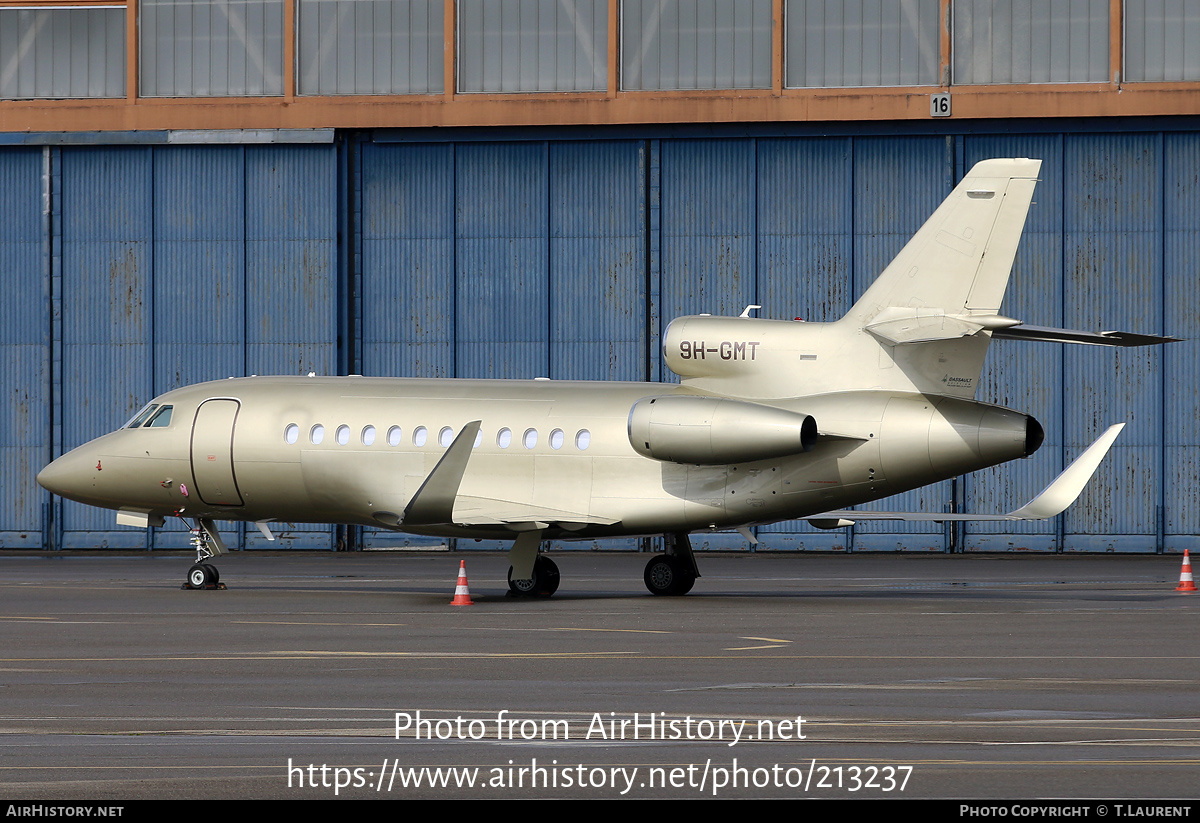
[[943, 374, 974, 387]]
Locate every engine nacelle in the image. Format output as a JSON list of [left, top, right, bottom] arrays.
[[628, 395, 817, 465]]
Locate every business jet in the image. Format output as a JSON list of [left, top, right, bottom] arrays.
[[36, 158, 1175, 597]]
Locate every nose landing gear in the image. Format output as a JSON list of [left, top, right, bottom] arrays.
[[181, 517, 226, 590]]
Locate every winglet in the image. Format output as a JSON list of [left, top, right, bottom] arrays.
[[1007, 424, 1124, 519], [402, 421, 482, 526]]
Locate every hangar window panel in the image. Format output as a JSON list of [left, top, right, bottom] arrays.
[[621, 0, 771, 90], [784, 0, 939, 88], [297, 0, 444, 94], [952, 0, 1109, 84], [0, 7, 125, 99], [141, 0, 285, 97], [457, 0, 606, 93], [1125, 0, 1200, 81]]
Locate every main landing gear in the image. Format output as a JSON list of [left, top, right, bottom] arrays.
[[507, 555, 560, 598], [182, 517, 226, 590], [643, 533, 700, 596]]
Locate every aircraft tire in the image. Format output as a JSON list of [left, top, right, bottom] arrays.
[[508, 556, 560, 597], [644, 555, 693, 596], [187, 564, 209, 589]]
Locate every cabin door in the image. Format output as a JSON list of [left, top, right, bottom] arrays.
[[190, 399, 245, 506]]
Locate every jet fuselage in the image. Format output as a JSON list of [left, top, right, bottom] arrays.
[[38, 375, 1038, 541]]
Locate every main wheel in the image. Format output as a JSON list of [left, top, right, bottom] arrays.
[[187, 564, 212, 589], [644, 555, 695, 596], [508, 556, 560, 597]]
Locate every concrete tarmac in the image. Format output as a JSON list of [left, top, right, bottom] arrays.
[[0, 550, 1197, 800]]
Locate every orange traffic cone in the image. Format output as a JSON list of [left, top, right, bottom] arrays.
[[450, 560, 474, 605], [1177, 550, 1197, 593]]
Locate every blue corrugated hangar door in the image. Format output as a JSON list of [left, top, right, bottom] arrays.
[[1163, 132, 1200, 553], [961, 134, 1066, 552], [55, 144, 338, 550], [0, 149, 48, 548], [752, 137, 853, 551], [960, 134, 1171, 553], [59, 147, 154, 548], [239, 145, 339, 549], [844, 137, 955, 552], [356, 138, 648, 549]]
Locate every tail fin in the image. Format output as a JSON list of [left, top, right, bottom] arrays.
[[845, 158, 1041, 326], [663, 159, 1043, 401]]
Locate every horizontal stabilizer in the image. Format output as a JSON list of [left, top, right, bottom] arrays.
[[811, 424, 1124, 525], [992, 324, 1181, 347]]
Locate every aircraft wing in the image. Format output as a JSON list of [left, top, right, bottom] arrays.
[[394, 420, 620, 532], [808, 424, 1124, 528], [453, 498, 621, 531]]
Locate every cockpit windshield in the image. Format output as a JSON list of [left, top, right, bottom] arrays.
[[124, 404, 158, 429], [123, 404, 173, 429], [145, 405, 173, 427]]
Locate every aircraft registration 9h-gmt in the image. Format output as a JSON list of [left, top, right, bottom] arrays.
[[37, 159, 1176, 597]]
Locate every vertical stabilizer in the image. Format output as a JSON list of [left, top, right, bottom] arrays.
[[663, 159, 1044, 401], [846, 158, 1041, 324]]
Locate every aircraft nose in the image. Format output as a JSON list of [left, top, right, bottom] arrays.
[[37, 447, 99, 499]]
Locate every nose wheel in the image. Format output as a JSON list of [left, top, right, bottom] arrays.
[[185, 563, 223, 590]]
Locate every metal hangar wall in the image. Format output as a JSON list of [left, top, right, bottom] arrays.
[[2, 123, 1197, 553]]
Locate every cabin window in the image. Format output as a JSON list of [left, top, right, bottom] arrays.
[[439, 426, 454, 447], [362, 425, 376, 446], [473, 430, 483, 447], [497, 427, 512, 448], [284, 423, 299, 444], [523, 428, 538, 449], [145, 405, 174, 427], [387, 426, 402, 446], [336, 424, 350, 445], [125, 404, 158, 428], [575, 429, 591, 450], [310, 424, 325, 444], [549, 428, 564, 449], [413, 426, 428, 446]]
